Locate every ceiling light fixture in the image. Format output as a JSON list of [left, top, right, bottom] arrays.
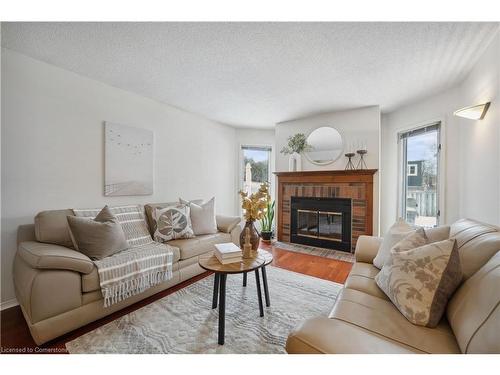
[[453, 102, 491, 120]]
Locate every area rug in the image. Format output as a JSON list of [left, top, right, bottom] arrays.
[[273, 241, 355, 263], [65, 266, 342, 354]]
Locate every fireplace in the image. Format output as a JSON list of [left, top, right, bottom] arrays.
[[290, 196, 352, 252]]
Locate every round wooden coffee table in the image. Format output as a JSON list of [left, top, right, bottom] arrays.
[[199, 249, 273, 345]]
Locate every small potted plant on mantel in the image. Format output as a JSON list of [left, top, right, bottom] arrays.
[[280, 133, 311, 172], [259, 199, 275, 243]]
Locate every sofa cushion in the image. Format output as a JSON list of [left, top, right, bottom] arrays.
[[67, 206, 128, 260], [286, 316, 420, 354], [153, 204, 195, 242], [450, 218, 500, 279], [344, 262, 388, 300], [375, 239, 462, 327], [329, 288, 460, 353], [373, 219, 414, 269], [34, 209, 75, 248], [180, 197, 217, 235], [447, 251, 500, 353], [73, 205, 153, 248], [145, 200, 203, 235], [168, 232, 232, 260]]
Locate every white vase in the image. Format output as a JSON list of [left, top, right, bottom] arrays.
[[288, 152, 302, 172]]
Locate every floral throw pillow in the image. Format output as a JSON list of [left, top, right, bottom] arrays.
[[375, 238, 462, 327], [153, 204, 194, 242]]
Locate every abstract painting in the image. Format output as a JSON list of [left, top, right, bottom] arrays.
[[104, 122, 153, 196]]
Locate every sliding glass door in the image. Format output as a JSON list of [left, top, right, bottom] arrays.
[[399, 122, 441, 227]]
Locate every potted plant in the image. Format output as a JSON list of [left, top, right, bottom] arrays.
[[239, 183, 271, 251], [280, 133, 312, 171], [259, 200, 275, 243]]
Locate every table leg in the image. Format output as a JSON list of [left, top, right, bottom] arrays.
[[261, 266, 270, 307], [212, 273, 219, 309], [243, 272, 247, 287], [218, 274, 227, 345], [255, 269, 264, 317]]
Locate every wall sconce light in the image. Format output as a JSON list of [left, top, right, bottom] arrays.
[[453, 102, 490, 120]]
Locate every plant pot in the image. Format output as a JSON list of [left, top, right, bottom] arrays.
[[260, 231, 273, 242], [239, 220, 260, 253], [288, 152, 302, 172]]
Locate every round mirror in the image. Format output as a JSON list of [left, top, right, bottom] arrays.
[[304, 126, 344, 165]]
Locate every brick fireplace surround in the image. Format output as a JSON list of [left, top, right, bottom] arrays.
[[274, 169, 378, 252]]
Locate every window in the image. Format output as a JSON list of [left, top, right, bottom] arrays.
[[240, 145, 272, 195], [407, 164, 418, 176], [399, 122, 441, 227]]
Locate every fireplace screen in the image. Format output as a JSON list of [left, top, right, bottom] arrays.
[[297, 210, 342, 241], [291, 197, 352, 252]]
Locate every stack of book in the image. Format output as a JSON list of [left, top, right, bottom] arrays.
[[214, 243, 243, 264]]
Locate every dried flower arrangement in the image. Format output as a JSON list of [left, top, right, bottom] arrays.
[[239, 182, 271, 222]]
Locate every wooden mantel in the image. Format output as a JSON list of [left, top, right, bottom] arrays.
[[273, 169, 378, 252]]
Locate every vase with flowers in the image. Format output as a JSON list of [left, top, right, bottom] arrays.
[[239, 183, 271, 256], [280, 133, 312, 171]]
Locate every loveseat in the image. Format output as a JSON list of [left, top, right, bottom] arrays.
[[286, 218, 500, 353], [13, 203, 241, 345]]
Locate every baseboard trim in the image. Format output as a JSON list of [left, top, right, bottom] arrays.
[[0, 298, 19, 311]]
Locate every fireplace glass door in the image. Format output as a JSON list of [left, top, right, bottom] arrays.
[[297, 209, 319, 238], [318, 211, 342, 241], [297, 209, 343, 242], [291, 196, 352, 252]]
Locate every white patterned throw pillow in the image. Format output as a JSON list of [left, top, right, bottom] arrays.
[[375, 238, 462, 327], [373, 219, 415, 269], [153, 204, 195, 242]]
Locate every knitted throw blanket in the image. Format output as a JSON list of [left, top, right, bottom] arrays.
[[73, 205, 174, 307], [93, 242, 174, 307]]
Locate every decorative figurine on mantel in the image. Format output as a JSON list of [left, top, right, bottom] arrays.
[[356, 149, 368, 170], [344, 152, 356, 170]]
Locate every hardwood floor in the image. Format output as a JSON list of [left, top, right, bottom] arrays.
[[0, 244, 352, 353]]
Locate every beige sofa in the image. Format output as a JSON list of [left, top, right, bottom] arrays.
[[286, 219, 500, 354], [13, 203, 241, 345]]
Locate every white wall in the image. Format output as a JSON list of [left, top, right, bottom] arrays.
[[381, 31, 500, 233], [275, 106, 381, 234], [1, 49, 238, 306], [457, 32, 500, 225]]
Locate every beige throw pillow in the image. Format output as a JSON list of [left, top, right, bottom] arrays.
[[373, 219, 415, 269], [67, 206, 128, 260], [179, 197, 217, 235], [375, 238, 462, 327], [153, 204, 195, 242]]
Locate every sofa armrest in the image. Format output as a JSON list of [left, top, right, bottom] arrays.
[[216, 215, 242, 233], [354, 235, 383, 264], [18, 241, 94, 274]]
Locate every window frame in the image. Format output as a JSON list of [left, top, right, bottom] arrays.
[[407, 164, 418, 176], [239, 143, 273, 196], [396, 120, 445, 227]]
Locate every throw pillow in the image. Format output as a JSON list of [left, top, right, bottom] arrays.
[[424, 225, 451, 243], [73, 205, 153, 247], [153, 204, 195, 242], [67, 205, 128, 260], [373, 219, 414, 269], [375, 238, 462, 327], [179, 197, 217, 235]]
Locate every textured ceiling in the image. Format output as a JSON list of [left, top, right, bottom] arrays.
[[2, 22, 499, 128]]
